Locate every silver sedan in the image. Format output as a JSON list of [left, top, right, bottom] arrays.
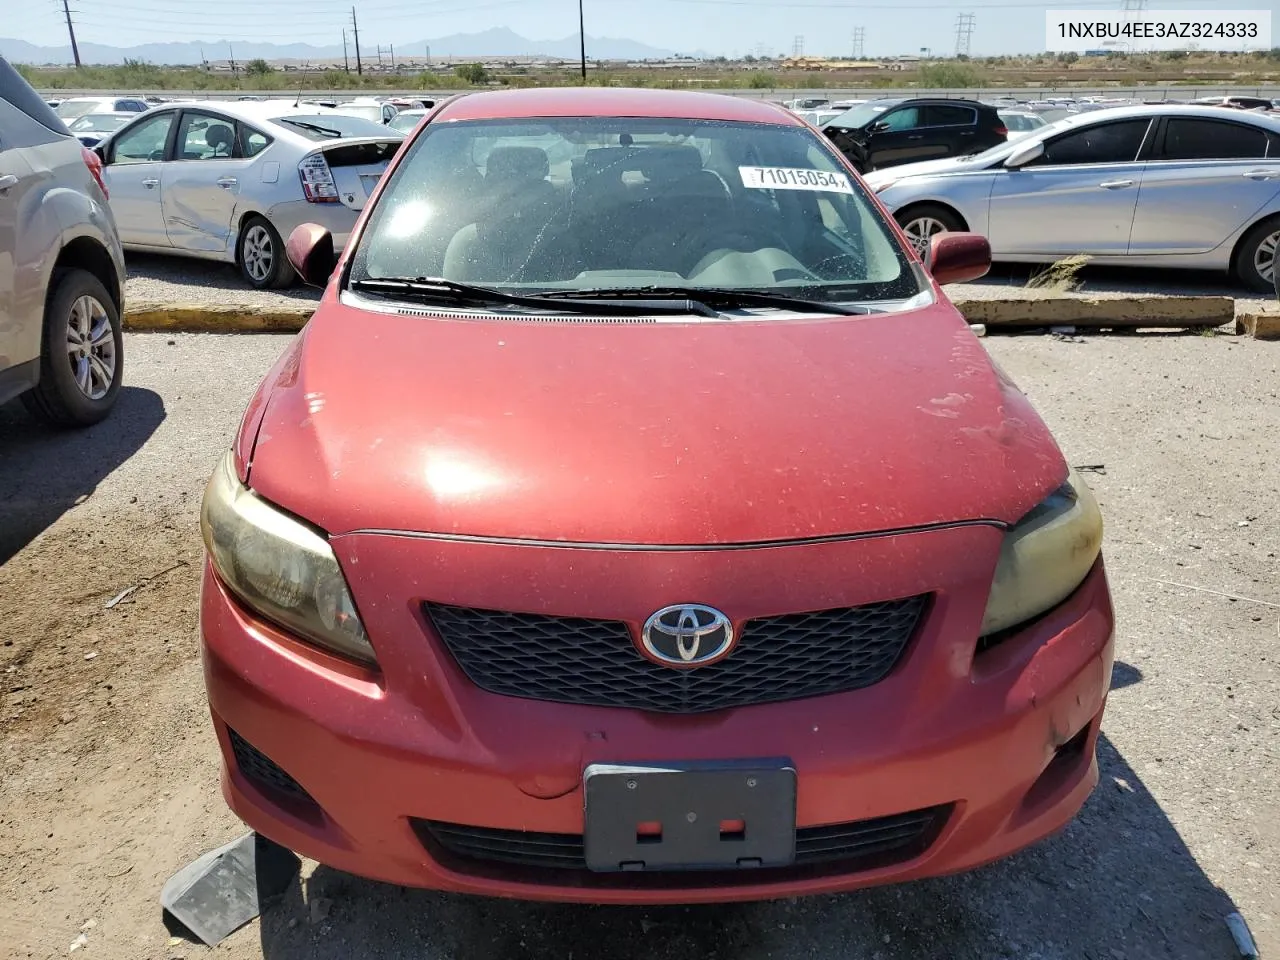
[[864, 105, 1280, 291], [93, 99, 404, 288]]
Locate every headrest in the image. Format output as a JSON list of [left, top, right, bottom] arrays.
[[204, 124, 234, 150], [637, 145, 704, 181], [485, 146, 549, 182]]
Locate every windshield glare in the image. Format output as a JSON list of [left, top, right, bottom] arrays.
[[350, 117, 919, 304], [826, 101, 895, 129]]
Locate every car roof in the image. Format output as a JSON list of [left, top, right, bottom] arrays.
[[1055, 102, 1280, 129], [434, 87, 800, 125]]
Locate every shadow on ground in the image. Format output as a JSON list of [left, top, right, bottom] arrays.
[[126, 254, 322, 303], [0, 386, 166, 564], [247, 726, 1238, 960]]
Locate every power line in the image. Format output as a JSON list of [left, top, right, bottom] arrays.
[[955, 12, 976, 57]]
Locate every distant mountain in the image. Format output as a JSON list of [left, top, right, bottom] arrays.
[[0, 30, 682, 66]]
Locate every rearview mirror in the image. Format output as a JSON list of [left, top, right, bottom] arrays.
[[286, 223, 337, 288], [928, 232, 991, 285], [1004, 139, 1044, 169]]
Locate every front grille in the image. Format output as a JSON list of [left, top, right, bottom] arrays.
[[227, 728, 315, 805], [426, 597, 927, 714], [414, 805, 951, 880]]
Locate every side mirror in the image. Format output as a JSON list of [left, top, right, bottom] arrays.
[[94, 144, 107, 163], [928, 231, 991, 285], [286, 223, 337, 288], [868, 120, 890, 134], [1004, 139, 1045, 169]]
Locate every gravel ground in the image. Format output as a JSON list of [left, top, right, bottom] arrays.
[[1, 330, 1277, 960], [121, 253, 1275, 315]]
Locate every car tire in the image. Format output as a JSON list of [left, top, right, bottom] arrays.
[[21, 268, 123, 427], [236, 215, 296, 290], [1234, 216, 1280, 293], [895, 204, 965, 259]]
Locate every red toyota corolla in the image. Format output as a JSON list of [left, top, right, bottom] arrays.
[[199, 88, 1114, 904]]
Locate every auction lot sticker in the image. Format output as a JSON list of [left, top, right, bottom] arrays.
[[1045, 9, 1271, 52], [740, 166, 854, 194]]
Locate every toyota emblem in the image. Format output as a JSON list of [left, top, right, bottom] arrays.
[[640, 604, 735, 668]]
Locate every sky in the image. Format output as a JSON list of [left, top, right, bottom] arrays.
[[8, 0, 1280, 59]]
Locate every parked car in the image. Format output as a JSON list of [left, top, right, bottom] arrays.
[[66, 111, 136, 148], [864, 104, 1280, 291], [0, 56, 126, 425], [198, 87, 1113, 903], [329, 97, 398, 125], [92, 99, 403, 288], [782, 97, 831, 110], [821, 97, 1007, 172], [998, 109, 1048, 140], [54, 96, 150, 121], [793, 108, 841, 128], [387, 108, 428, 134], [1192, 95, 1273, 111]]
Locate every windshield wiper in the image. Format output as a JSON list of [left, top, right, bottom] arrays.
[[280, 119, 343, 138], [537, 286, 869, 315], [349, 277, 720, 316]]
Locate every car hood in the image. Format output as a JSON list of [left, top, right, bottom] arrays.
[[245, 300, 1066, 544], [863, 154, 998, 186]]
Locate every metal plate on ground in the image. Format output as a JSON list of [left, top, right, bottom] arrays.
[[583, 759, 796, 873]]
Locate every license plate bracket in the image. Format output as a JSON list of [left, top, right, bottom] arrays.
[[583, 759, 796, 873]]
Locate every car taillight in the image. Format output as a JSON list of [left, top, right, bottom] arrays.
[[298, 153, 339, 203], [81, 145, 107, 200], [994, 125, 1008, 137]]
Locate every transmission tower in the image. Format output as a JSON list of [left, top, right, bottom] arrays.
[[792, 35, 805, 57], [852, 27, 866, 60], [1120, 0, 1148, 9], [954, 13, 976, 57]]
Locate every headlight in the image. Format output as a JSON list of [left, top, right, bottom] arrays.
[[200, 450, 376, 665], [980, 467, 1103, 637]]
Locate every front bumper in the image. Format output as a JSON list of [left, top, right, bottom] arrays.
[[200, 526, 1114, 904]]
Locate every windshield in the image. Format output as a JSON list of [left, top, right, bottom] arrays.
[[69, 114, 130, 133], [272, 113, 396, 140], [56, 99, 107, 120], [349, 117, 919, 304], [825, 101, 895, 129], [388, 111, 426, 133], [999, 112, 1044, 132]]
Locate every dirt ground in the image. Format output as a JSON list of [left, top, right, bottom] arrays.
[[1, 330, 1276, 960]]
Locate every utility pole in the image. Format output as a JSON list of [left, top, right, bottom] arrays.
[[61, 0, 81, 68], [390, 44, 395, 70], [350, 6, 363, 75], [578, 0, 586, 82], [852, 26, 865, 60], [343, 29, 350, 72], [954, 13, 975, 57], [228, 43, 237, 76]]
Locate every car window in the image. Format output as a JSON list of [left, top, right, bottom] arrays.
[[115, 100, 145, 112], [55, 99, 107, 120], [826, 101, 894, 129], [0, 56, 71, 135], [1032, 119, 1150, 166], [350, 116, 921, 305], [111, 112, 175, 163], [1159, 118, 1269, 161], [388, 112, 425, 133], [176, 111, 237, 160], [925, 105, 975, 127], [878, 107, 921, 132], [69, 114, 131, 133], [239, 124, 272, 157]]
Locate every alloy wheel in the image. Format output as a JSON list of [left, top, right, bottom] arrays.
[[1253, 229, 1280, 284], [242, 224, 274, 283], [903, 217, 950, 257], [64, 295, 116, 401]]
